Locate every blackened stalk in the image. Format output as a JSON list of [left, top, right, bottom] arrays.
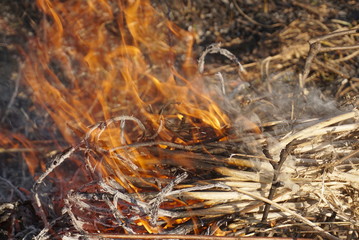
[[261, 141, 296, 223]]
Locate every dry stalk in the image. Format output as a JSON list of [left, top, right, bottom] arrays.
[[0, 147, 41, 153], [1, 62, 23, 123], [0, 176, 27, 201], [74, 233, 311, 240], [232, 0, 281, 28], [172, 189, 293, 218], [292, 1, 323, 16], [262, 141, 296, 223], [33, 216, 67, 240], [323, 149, 359, 170], [233, 188, 340, 240], [32, 145, 79, 227], [198, 43, 245, 74], [32, 115, 149, 228], [270, 110, 358, 157], [300, 27, 359, 85]]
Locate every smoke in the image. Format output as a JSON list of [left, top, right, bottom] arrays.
[[207, 69, 347, 137], [202, 66, 354, 193]]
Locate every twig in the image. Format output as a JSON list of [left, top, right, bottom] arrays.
[[300, 42, 321, 87], [1, 62, 22, 123], [318, 44, 359, 52], [323, 149, 359, 170], [103, 195, 136, 234], [31, 115, 151, 227], [0, 176, 27, 201], [109, 141, 195, 152], [86, 115, 148, 143], [333, 50, 359, 62], [32, 145, 79, 227], [216, 72, 226, 95], [198, 43, 245, 74], [337, 78, 359, 97], [80, 233, 311, 239], [148, 172, 188, 226], [63, 190, 88, 235], [234, 188, 341, 240], [314, 59, 350, 79], [292, 1, 323, 17], [148, 117, 164, 139], [170, 183, 231, 199], [301, 28, 359, 85], [0, 202, 17, 212], [270, 110, 358, 157], [239, 189, 292, 215], [99, 181, 150, 215], [299, 123, 358, 137], [0, 147, 42, 153], [232, 0, 282, 28], [33, 146, 78, 189], [33, 215, 67, 240], [309, 29, 359, 45], [215, 167, 272, 183], [261, 141, 296, 223]]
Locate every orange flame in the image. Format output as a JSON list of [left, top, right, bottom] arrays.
[[21, 0, 235, 234], [24, 0, 229, 175]]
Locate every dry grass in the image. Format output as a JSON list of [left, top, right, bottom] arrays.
[[1, 1, 359, 239]]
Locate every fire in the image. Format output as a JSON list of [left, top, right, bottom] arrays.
[[23, 0, 231, 173], [24, 0, 229, 145], [20, 0, 237, 235]]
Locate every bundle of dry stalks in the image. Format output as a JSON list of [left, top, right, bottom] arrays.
[[32, 36, 359, 240], [1, 1, 358, 240]]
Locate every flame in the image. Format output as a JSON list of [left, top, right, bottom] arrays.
[[20, 0, 234, 234], [0, 131, 47, 176], [24, 0, 229, 175]]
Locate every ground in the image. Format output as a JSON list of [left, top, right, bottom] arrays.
[[0, 1, 358, 239]]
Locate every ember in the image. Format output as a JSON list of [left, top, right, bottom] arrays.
[[1, 0, 359, 239]]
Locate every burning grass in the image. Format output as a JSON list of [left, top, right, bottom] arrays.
[[1, 0, 359, 239], [30, 94, 359, 239]]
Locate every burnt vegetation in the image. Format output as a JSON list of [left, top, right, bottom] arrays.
[[1, 1, 359, 239]]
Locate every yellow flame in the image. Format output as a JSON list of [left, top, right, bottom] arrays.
[[21, 1, 232, 232]]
